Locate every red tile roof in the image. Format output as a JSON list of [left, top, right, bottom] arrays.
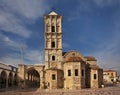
[[104, 70, 116, 72]]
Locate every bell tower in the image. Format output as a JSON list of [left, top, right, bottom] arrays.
[[44, 11, 63, 70]]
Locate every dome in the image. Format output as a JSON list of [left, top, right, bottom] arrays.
[[65, 56, 82, 62]]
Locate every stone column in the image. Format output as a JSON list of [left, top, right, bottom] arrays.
[[28, 74, 30, 80], [6, 78, 8, 88], [12, 78, 14, 88], [40, 71, 44, 89]]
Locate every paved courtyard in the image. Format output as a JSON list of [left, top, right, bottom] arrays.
[[0, 84, 120, 95]]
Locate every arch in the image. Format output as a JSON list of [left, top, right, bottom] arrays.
[[0, 71, 7, 88], [8, 72, 13, 87], [26, 67, 40, 88]]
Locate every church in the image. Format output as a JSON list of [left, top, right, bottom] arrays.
[[18, 11, 103, 90]]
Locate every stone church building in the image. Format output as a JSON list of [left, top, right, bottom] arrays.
[[18, 11, 103, 90]]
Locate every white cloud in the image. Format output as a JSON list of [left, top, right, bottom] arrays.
[[0, 57, 22, 66], [68, 0, 120, 21], [93, 30, 120, 73], [0, 49, 44, 66], [0, 11, 31, 38], [93, 0, 120, 7], [24, 50, 44, 64], [0, 33, 27, 50], [1, 0, 49, 20], [93, 50, 120, 74], [0, 0, 50, 38], [0, 0, 49, 66], [63, 42, 70, 48]]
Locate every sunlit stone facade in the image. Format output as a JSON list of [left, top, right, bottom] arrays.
[[103, 70, 117, 83], [0, 63, 18, 89], [18, 11, 103, 89]]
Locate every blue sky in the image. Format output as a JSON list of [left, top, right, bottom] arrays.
[[0, 0, 120, 74]]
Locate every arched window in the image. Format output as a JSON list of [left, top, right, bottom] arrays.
[[51, 41, 55, 48], [52, 26, 55, 32], [52, 55, 55, 61]]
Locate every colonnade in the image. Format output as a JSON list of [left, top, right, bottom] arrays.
[[0, 70, 18, 89], [25, 69, 40, 88]]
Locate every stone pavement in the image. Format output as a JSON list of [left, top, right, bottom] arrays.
[[0, 84, 120, 95]]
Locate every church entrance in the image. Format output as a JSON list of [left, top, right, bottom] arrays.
[[26, 68, 40, 88]]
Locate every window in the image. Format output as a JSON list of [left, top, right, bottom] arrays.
[[52, 55, 55, 61], [111, 73, 113, 77], [94, 74, 97, 79], [52, 74, 56, 80], [81, 69, 84, 77], [52, 26, 55, 32], [68, 70, 71, 76], [51, 41, 55, 48], [72, 53, 75, 56], [75, 69, 78, 76]]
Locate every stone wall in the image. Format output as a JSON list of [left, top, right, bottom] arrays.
[[64, 61, 86, 89], [45, 69, 63, 89]]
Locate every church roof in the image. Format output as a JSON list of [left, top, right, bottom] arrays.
[[65, 56, 82, 62], [104, 70, 116, 72], [90, 65, 101, 70], [49, 11, 58, 15]]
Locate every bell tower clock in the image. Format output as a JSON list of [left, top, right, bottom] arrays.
[[44, 11, 63, 70]]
